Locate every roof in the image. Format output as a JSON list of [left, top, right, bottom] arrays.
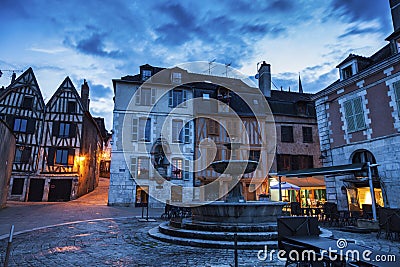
[[277, 163, 366, 177], [336, 53, 372, 68]]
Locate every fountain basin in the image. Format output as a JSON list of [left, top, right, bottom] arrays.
[[210, 160, 258, 174], [191, 201, 287, 224]]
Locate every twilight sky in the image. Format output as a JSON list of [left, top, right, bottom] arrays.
[[0, 0, 393, 130]]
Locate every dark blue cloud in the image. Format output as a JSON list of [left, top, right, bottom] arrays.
[[338, 25, 381, 39], [268, 0, 294, 12], [64, 32, 123, 58], [88, 83, 113, 99], [330, 0, 392, 33]]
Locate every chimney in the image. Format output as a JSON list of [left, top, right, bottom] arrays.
[[11, 72, 16, 84], [258, 61, 271, 98], [81, 79, 90, 111], [390, 0, 400, 31]]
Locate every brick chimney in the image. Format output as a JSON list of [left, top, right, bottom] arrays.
[[81, 79, 90, 111], [390, 0, 400, 31], [258, 61, 271, 98]]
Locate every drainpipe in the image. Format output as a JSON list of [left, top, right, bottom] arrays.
[[278, 176, 282, 202]]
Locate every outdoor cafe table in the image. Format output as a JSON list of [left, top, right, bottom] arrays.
[[282, 236, 398, 267]]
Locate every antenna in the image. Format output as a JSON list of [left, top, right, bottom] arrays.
[[208, 59, 216, 75], [0, 69, 23, 78], [223, 62, 232, 77]]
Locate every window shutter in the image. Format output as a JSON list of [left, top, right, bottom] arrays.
[[184, 122, 190, 143], [145, 119, 151, 142], [69, 123, 77, 138], [353, 97, 365, 129], [132, 118, 138, 141], [151, 89, 156, 105], [47, 148, 55, 166], [21, 147, 31, 163], [135, 88, 141, 105], [26, 118, 36, 134], [52, 122, 60, 137], [182, 90, 187, 107], [130, 157, 137, 179], [343, 100, 355, 132], [184, 159, 190, 180], [68, 149, 75, 165], [168, 90, 173, 107], [5, 115, 14, 129]]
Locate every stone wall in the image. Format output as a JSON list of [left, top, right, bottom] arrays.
[[0, 120, 15, 208]]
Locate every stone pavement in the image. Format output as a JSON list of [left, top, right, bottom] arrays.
[[0, 178, 163, 238], [0, 179, 399, 266]]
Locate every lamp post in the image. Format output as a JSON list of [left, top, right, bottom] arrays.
[[367, 162, 379, 221]]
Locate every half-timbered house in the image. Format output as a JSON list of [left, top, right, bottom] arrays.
[[0, 68, 45, 201], [0, 69, 102, 202]]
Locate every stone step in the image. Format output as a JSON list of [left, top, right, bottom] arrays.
[[148, 226, 278, 249], [159, 222, 277, 242], [170, 219, 277, 232]]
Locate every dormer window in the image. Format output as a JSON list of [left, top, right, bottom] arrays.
[[172, 72, 182, 83], [339, 60, 358, 81], [342, 65, 353, 79], [142, 69, 152, 81]]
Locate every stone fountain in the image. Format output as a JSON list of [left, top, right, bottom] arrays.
[[149, 142, 287, 249]]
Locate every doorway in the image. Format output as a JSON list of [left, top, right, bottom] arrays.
[[28, 179, 45, 201], [48, 179, 72, 202]]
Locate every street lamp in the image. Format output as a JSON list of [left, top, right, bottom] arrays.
[[367, 162, 380, 221]]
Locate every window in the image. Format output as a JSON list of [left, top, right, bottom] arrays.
[[22, 96, 33, 109], [14, 146, 31, 163], [139, 118, 151, 142], [11, 178, 24, 195], [352, 150, 378, 178], [249, 150, 260, 162], [277, 154, 313, 171], [137, 157, 150, 178], [302, 127, 313, 143], [207, 119, 219, 135], [168, 89, 187, 108], [13, 118, 27, 132], [171, 158, 183, 179], [203, 93, 210, 100], [132, 118, 151, 142], [172, 120, 183, 143], [172, 72, 182, 83], [281, 126, 294, 143], [55, 149, 74, 166], [59, 123, 70, 138], [67, 101, 76, 113], [342, 65, 353, 79], [343, 97, 366, 132], [52, 122, 76, 138], [135, 88, 155, 106], [394, 81, 400, 115], [142, 69, 152, 80]]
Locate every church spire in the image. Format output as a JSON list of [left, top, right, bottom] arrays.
[[298, 73, 303, 94]]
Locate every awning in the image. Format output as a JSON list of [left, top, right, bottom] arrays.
[[270, 182, 300, 190], [342, 178, 381, 188], [281, 176, 326, 188], [277, 163, 366, 178]]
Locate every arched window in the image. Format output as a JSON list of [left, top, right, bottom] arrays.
[[352, 150, 378, 178]]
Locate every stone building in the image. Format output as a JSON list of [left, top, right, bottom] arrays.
[[314, 0, 400, 210], [0, 119, 15, 208], [110, 65, 195, 207], [0, 68, 103, 202], [109, 63, 322, 207]]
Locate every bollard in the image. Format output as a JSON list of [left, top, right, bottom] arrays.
[[4, 225, 14, 267], [234, 233, 238, 267]]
